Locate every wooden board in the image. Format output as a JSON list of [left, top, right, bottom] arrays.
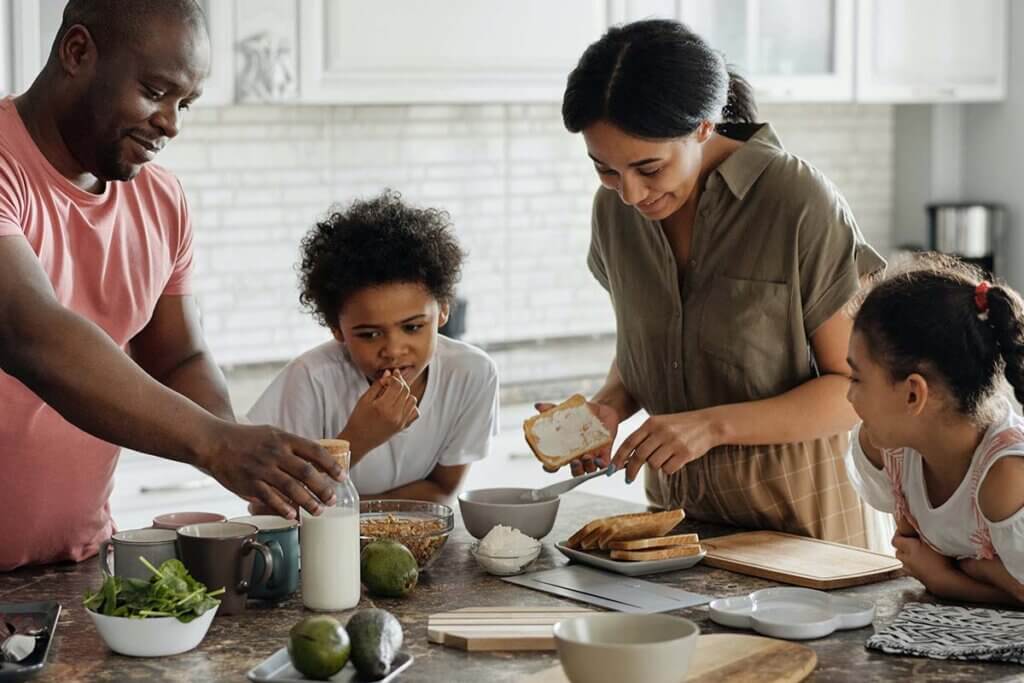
[[523, 634, 816, 683], [427, 606, 596, 651], [702, 531, 903, 590]]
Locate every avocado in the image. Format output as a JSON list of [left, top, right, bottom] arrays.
[[287, 615, 350, 680], [346, 608, 404, 679], [360, 540, 419, 598]]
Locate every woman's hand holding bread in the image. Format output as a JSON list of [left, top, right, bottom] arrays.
[[526, 395, 620, 475]]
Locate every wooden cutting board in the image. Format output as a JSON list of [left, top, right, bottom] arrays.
[[523, 634, 816, 683], [427, 606, 596, 651], [702, 531, 903, 589]]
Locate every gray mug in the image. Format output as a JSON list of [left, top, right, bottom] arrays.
[[98, 528, 178, 581]]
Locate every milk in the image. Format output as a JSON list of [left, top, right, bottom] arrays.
[[300, 507, 361, 610]]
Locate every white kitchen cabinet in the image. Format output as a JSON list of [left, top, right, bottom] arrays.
[[606, 0, 679, 24], [680, 0, 854, 102], [9, 0, 234, 105], [298, 0, 609, 104], [234, 0, 298, 103], [1, 0, 42, 96], [856, 0, 1007, 102]]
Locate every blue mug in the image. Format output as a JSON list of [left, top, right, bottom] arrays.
[[230, 515, 300, 600]]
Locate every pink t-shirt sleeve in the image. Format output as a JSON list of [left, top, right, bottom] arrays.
[[0, 148, 25, 236], [162, 178, 194, 295]]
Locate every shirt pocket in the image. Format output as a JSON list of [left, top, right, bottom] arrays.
[[698, 275, 791, 370]]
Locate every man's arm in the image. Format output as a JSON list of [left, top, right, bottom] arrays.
[[128, 294, 234, 422], [0, 236, 219, 458], [0, 235, 341, 517]]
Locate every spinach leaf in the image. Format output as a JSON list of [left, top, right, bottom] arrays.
[[83, 557, 224, 623]]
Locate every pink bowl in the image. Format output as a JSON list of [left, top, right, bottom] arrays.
[[152, 512, 227, 530]]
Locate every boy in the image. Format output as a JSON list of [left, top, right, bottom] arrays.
[[247, 191, 498, 503]]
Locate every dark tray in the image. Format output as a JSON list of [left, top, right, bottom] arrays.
[[0, 601, 61, 682]]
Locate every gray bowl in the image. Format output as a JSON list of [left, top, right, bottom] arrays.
[[458, 488, 561, 540]]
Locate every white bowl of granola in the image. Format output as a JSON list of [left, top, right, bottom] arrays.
[[359, 500, 453, 570]]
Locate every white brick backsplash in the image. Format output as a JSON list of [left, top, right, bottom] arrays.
[[160, 102, 894, 365], [156, 143, 208, 170]]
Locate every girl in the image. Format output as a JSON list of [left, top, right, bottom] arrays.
[[846, 253, 1024, 604], [546, 19, 885, 545]]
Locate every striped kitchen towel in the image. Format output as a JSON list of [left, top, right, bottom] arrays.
[[867, 602, 1024, 664]]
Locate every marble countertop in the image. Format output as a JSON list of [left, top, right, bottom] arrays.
[[2, 492, 1020, 682]]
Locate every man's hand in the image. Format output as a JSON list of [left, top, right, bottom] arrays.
[[199, 423, 343, 519], [534, 400, 620, 476], [341, 371, 419, 458]]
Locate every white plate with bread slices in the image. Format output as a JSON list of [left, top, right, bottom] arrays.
[[555, 510, 705, 576]]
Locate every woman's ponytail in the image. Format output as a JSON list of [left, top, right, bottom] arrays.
[[987, 285, 1024, 406], [721, 69, 758, 124]]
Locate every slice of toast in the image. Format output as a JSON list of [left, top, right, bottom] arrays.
[[607, 533, 699, 551], [566, 512, 651, 549], [567, 510, 685, 550], [523, 394, 612, 470], [592, 509, 685, 550], [609, 544, 703, 562]]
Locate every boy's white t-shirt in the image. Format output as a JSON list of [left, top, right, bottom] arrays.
[[247, 336, 499, 495]]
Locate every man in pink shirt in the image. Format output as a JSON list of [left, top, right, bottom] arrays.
[[0, 0, 341, 570]]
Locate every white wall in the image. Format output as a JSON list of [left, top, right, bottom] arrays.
[[962, 0, 1024, 291], [891, 105, 933, 249], [158, 102, 895, 366], [891, 104, 968, 251]]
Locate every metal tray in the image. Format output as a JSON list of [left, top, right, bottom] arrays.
[[247, 648, 413, 683], [0, 601, 61, 683], [555, 541, 706, 576]]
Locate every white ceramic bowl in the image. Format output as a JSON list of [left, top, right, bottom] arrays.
[[471, 541, 542, 576], [554, 614, 699, 683], [87, 605, 218, 657]]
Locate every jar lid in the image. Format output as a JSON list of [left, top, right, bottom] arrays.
[[317, 438, 351, 467]]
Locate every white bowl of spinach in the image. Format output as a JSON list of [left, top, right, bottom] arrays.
[[84, 557, 223, 657]]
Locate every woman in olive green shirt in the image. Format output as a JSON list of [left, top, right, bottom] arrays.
[[554, 19, 885, 545]]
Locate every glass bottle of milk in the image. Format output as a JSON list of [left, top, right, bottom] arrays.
[[300, 439, 360, 611]]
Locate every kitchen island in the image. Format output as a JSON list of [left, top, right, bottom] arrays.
[[2, 492, 1019, 682]]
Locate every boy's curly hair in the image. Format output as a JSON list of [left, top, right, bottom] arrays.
[[298, 190, 465, 329]]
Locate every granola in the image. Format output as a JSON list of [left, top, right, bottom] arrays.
[[360, 513, 448, 567]]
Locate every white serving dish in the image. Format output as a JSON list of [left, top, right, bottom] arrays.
[[87, 605, 218, 657], [555, 541, 705, 577], [471, 541, 542, 576], [247, 648, 413, 682], [554, 613, 699, 683], [708, 586, 874, 640]]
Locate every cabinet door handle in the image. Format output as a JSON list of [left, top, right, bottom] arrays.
[[139, 479, 215, 494]]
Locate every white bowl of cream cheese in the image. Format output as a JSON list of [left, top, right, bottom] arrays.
[[471, 525, 542, 576]]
